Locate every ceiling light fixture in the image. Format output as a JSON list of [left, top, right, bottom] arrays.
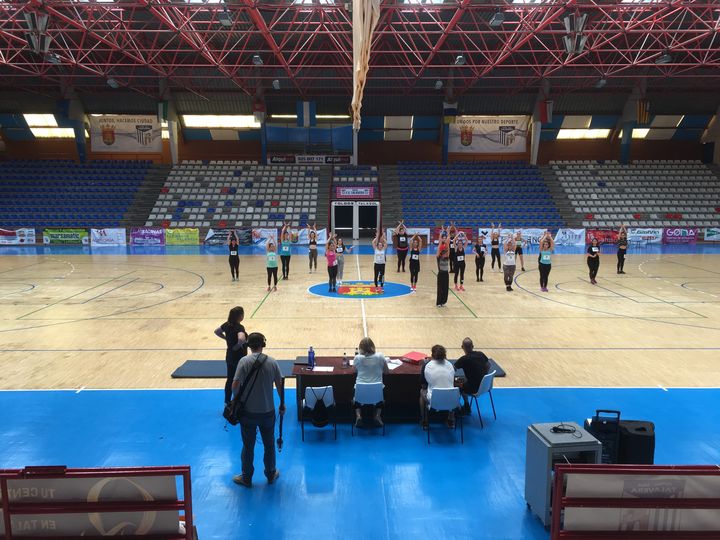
[[272, 79, 280, 90], [454, 55, 466, 66], [252, 54, 263, 66], [435, 80, 443, 90], [489, 11, 505, 28], [107, 78, 121, 89], [655, 51, 672, 65], [594, 78, 607, 89]]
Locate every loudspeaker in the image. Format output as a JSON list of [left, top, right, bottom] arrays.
[[618, 420, 655, 464], [584, 410, 621, 464]]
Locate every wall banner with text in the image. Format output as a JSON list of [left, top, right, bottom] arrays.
[[448, 116, 529, 154], [90, 115, 162, 153]]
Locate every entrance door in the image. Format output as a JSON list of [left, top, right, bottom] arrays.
[[358, 203, 380, 238], [332, 204, 354, 238]]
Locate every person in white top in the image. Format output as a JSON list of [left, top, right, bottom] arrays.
[[503, 235, 517, 292], [419, 344, 456, 428], [371, 230, 387, 291], [353, 337, 388, 428]]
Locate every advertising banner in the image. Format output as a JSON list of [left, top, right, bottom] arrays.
[[516, 228, 547, 246], [43, 228, 89, 245], [0, 227, 36, 245], [386, 227, 431, 247], [628, 227, 663, 244], [164, 228, 199, 245], [89, 114, 162, 153], [704, 227, 720, 242], [663, 227, 698, 244], [296, 228, 328, 246], [252, 228, 278, 246], [586, 229, 619, 244], [448, 116, 530, 154], [335, 186, 375, 199], [433, 227, 475, 243], [130, 227, 165, 246], [268, 154, 351, 165], [90, 228, 126, 246], [554, 228, 586, 247], [204, 228, 252, 246]]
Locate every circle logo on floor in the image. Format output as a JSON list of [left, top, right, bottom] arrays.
[[308, 280, 413, 299]]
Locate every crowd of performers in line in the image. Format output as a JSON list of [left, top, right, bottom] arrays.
[[225, 220, 630, 305]]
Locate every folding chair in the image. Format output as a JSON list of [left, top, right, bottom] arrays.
[[352, 382, 385, 436], [300, 386, 336, 441], [426, 387, 463, 444], [466, 370, 497, 428]]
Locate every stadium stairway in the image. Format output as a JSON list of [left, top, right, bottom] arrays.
[[539, 166, 582, 227], [314, 165, 332, 229], [379, 165, 403, 229], [122, 164, 171, 226]]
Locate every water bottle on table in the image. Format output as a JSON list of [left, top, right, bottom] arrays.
[[343, 352, 349, 368], [308, 346, 315, 370]]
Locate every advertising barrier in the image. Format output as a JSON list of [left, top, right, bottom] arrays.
[[165, 227, 200, 245], [130, 227, 165, 246], [0, 227, 36, 245], [705, 227, 720, 242], [268, 154, 351, 165], [585, 229, 619, 244], [43, 228, 89, 245], [434, 227, 475, 243], [90, 228, 127, 246], [628, 227, 663, 244], [386, 227, 432, 247], [297, 228, 327, 245], [204, 228, 252, 246], [554, 228, 586, 246], [662, 227, 698, 244]]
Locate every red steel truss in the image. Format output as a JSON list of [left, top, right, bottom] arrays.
[[0, 0, 718, 97]]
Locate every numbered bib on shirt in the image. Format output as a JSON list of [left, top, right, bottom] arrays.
[[230, 250, 238, 256], [456, 255, 465, 262], [336, 247, 343, 253], [411, 254, 419, 260], [591, 247, 599, 253], [541, 253, 551, 263]]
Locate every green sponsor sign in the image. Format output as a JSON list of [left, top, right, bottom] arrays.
[[165, 228, 199, 245], [43, 228, 89, 245]]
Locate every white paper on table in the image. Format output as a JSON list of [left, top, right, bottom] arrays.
[[386, 359, 403, 371], [311, 366, 334, 372]]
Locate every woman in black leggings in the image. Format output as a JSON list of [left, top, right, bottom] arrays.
[[616, 223, 628, 274], [473, 235, 486, 282], [394, 221, 409, 272], [490, 222, 502, 271], [307, 223, 318, 273], [214, 306, 247, 405], [587, 237, 600, 285], [453, 234, 468, 291], [409, 234, 421, 291], [538, 231, 554, 292], [228, 232, 240, 282]]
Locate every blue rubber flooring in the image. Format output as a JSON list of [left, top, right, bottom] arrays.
[[1, 388, 719, 539]]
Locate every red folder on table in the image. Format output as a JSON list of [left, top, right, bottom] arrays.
[[401, 351, 426, 365]]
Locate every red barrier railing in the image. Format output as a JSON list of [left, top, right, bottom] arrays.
[[0, 465, 194, 540], [551, 464, 720, 540]]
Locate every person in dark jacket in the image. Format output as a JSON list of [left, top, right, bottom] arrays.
[[214, 306, 247, 405], [454, 338, 491, 414]]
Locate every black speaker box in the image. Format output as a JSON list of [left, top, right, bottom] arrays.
[[618, 420, 655, 464]]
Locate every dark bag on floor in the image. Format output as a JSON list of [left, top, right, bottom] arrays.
[[223, 354, 267, 425], [310, 388, 330, 428]]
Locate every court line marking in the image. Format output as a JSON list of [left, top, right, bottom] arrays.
[[79, 277, 140, 304], [250, 288, 272, 319], [355, 253, 368, 337], [16, 270, 136, 319], [2, 386, 720, 392], [431, 270, 478, 318], [4, 346, 720, 352], [0, 262, 42, 275]]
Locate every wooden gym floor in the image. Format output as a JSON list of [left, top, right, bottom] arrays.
[[1, 248, 719, 390]]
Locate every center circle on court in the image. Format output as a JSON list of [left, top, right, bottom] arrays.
[[308, 280, 412, 299]]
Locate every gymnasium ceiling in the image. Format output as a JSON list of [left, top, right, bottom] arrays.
[[0, 0, 719, 112]]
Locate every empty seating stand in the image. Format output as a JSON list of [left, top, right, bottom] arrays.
[[146, 160, 320, 228], [333, 165, 379, 184], [0, 160, 150, 228], [397, 161, 563, 229], [551, 159, 720, 228]]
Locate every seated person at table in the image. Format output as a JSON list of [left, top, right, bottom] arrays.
[[353, 337, 388, 428], [455, 337, 491, 415], [419, 344, 456, 429]]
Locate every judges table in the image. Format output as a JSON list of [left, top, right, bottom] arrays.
[[293, 356, 463, 423]]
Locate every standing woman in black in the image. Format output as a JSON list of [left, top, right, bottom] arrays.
[[453, 233, 468, 291], [587, 237, 601, 284], [228, 231, 240, 282], [307, 222, 318, 273], [473, 234, 486, 282], [616, 223, 628, 274], [394, 221, 410, 272], [448, 222, 457, 274], [409, 233, 421, 291], [214, 306, 247, 405], [436, 236, 450, 307], [490, 222, 502, 272]]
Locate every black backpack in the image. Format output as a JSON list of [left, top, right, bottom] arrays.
[[309, 388, 330, 428]]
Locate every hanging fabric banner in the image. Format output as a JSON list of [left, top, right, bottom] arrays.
[[89, 115, 162, 153], [448, 116, 530, 153]]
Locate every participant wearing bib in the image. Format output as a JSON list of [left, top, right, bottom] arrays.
[[436, 238, 450, 307], [453, 236, 468, 291], [228, 232, 240, 282], [266, 241, 279, 291], [473, 237, 486, 282], [515, 231, 526, 272], [394, 221, 410, 273], [490, 222, 502, 271], [587, 238, 601, 284], [448, 222, 457, 274], [279, 223, 292, 280], [372, 230, 387, 291], [334, 236, 351, 285], [616, 223, 628, 274], [326, 239, 338, 292], [537, 231, 555, 292], [409, 234, 421, 291], [307, 223, 318, 273], [502, 236, 517, 291], [214, 306, 247, 405]]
